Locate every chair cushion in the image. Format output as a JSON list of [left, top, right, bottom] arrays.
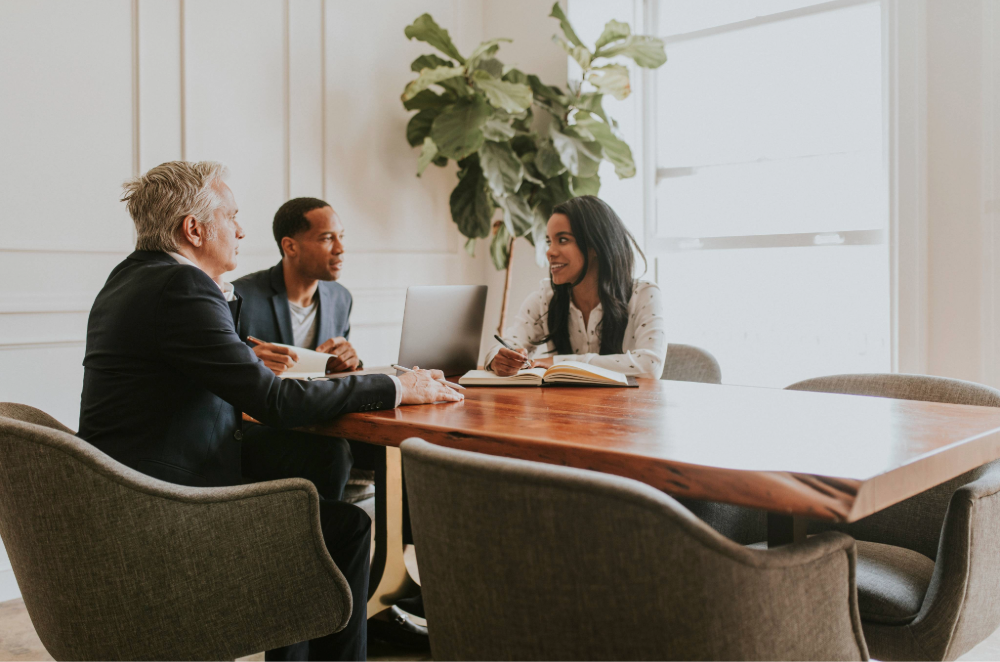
[[855, 540, 935, 625]]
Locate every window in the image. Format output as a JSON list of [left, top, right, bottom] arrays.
[[650, 0, 889, 387]]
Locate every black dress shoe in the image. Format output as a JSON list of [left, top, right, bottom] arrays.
[[367, 605, 430, 651], [394, 593, 425, 619]]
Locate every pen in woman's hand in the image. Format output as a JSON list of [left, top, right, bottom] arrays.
[[493, 335, 533, 370]]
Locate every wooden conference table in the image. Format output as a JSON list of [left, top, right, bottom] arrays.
[[302, 378, 1000, 618]]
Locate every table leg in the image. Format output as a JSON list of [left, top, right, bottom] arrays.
[[368, 445, 419, 617], [767, 513, 808, 548]]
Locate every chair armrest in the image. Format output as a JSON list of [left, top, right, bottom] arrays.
[[0, 418, 352, 661], [909, 467, 1000, 661]]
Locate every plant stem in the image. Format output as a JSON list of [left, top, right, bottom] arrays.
[[497, 234, 516, 335]]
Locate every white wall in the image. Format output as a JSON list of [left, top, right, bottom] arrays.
[[919, 0, 1000, 385], [0, 0, 547, 603]]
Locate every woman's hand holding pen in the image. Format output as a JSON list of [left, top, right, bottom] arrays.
[[490, 347, 532, 376]]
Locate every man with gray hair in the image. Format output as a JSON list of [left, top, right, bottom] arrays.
[[78, 161, 461, 661]]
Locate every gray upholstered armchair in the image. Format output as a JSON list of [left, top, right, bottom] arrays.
[[661, 343, 722, 384], [785, 374, 1000, 660], [401, 438, 869, 661], [0, 403, 352, 661]]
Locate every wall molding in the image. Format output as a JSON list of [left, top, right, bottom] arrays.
[[0, 293, 95, 314], [0, 340, 85, 351]]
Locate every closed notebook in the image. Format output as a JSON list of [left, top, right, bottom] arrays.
[[459, 360, 638, 387]]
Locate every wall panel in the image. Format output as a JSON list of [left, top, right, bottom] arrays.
[[0, 0, 135, 253], [184, 0, 288, 255]]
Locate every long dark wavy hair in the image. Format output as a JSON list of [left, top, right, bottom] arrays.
[[542, 196, 646, 356]]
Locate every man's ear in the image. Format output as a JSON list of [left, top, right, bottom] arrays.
[[281, 236, 297, 258], [178, 215, 203, 248]]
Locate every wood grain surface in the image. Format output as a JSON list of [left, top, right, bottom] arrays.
[[303, 379, 1000, 522]]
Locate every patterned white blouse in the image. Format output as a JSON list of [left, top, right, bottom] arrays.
[[485, 278, 667, 380]]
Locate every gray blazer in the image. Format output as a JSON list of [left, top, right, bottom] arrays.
[[234, 262, 352, 350]]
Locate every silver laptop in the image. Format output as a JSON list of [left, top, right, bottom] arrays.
[[397, 285, 488, 376]]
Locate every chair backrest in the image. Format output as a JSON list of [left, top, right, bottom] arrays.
[[0, 403, 349, 661], [786, 374, 1000, 559], [662, 343, 722, 384], [401, 438, 868, 661]]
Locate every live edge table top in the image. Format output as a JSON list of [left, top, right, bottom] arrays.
[[303, 379, 1000, 523]]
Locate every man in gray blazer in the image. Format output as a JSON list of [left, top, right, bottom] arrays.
[[234, 198, 370, 503]]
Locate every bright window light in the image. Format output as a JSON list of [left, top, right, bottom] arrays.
[[651, 0, 889, 388]]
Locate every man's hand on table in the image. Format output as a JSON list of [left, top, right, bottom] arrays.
[[317, 336, 361, 372], [398, 368, 464, 405], [249, 336, 298, 376]]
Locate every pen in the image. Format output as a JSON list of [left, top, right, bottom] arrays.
[[493, 334, 533, 369], [391, 364, 466, 391]]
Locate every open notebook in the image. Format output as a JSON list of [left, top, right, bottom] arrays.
[[272, 344, 394, 381], [459, 360, 638, 387]]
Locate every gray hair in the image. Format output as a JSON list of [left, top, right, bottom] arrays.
[[121, 161, 230, 252]]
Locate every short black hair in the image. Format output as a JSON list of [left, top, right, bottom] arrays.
[[273, 197, 331, 256]]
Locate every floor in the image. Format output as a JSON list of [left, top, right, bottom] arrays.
[[2, 594, 1000, 660], [0, 598, 427, 662]]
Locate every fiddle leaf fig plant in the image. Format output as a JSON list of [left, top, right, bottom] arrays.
[[402, 3, 666, 269]]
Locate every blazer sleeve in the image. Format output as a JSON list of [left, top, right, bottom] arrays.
[[154, 268, 396, 428]]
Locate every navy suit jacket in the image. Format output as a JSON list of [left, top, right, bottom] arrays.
[[233, 262, 352, 350], [78, 251, 395, 488]]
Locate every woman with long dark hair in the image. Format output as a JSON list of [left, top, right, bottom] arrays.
[[486, 195, 666, 379]]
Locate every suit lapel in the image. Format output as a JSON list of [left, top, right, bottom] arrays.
[[268, 263, 294, 345], [315, 284, 334, 350]]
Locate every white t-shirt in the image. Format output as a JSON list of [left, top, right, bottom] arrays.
[[485, 278, 667, 379], [288, 297, 319, 349]]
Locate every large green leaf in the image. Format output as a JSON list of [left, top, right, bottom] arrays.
[[403, 89, 453, 111], [474, 57, 503, 78], [528, 75, 569, 111], [597, 35, 667, 68], [490, 222, 512, 270], [450, 161, 493, 239], [411, 54, 453, 72], [549, 2, 584, 48], [499, 193, 533, 237], [587, 64, 631, 100], [482, 116, 516, 141], [550, 125, 601, 177], [404, 14, 465, 64], [502, 68, 529, 85], [570, 174, 601, 196], [468, 38, 510, 65], [479, 140, 524, 198], [575, 92, 608, 123], [431, 97, 492, 160], [535, 140, 566, 178], [574, 110, 635, 178], [416, 137, 438, 176], [594, 19, 630, 50], [553, 35, 592, 70], [403, 66, 464, 101], [472, 70, 533, 113], [406, 108, 438, 147]]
